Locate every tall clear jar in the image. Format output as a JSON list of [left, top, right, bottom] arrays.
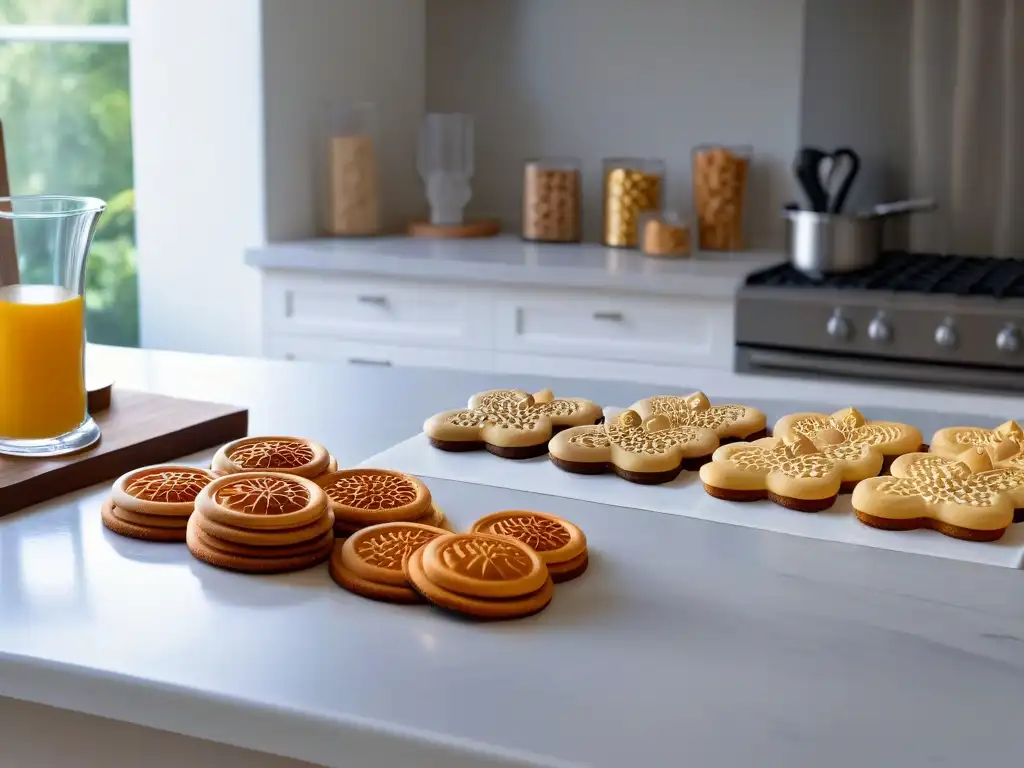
[[692, 144, 751, 251], [522, 158, 581, 243], [0, 195, 105, 456], [602, 158, 664, 248], [325, 102, 380, 236]]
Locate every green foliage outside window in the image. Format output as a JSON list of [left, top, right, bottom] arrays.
[[0, 0, 137, 346]]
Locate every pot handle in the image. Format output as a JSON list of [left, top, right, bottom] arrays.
[[870, 198, 937, 218]]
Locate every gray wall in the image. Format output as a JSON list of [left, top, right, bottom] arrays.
[[799, 0, 912, 218], [426, 0, 807, 249], [262, 0, 426, 241]]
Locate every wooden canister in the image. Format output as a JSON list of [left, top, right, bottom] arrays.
[[521, 158, 581, 243]]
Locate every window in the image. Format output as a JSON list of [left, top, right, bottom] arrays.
[[0, 0, 137, 347]]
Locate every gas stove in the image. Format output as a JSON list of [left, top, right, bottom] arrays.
[[734, 252, 1024, 393]]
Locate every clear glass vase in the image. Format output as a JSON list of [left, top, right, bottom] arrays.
[[417, 113, 474, 225], [0, 195, 106, 456]]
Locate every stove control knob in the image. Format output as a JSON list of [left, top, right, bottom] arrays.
[[996, 324, 1021, 354], [935, 319, 958, 349], [867, 313, 892, 344], [826, 309, 852, 341]]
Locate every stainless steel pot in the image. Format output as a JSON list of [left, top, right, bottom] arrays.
[[784, 199, 937, 275]]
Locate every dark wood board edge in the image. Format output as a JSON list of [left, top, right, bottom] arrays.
[[0, 408, 248, 518]]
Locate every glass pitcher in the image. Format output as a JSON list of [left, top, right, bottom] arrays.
[[0, 195, 106, 456]]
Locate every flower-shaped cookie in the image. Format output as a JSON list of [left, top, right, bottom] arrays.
[[424, 388, 602, 459], [548, 409, 719, 484], [852, 448, 1024, 541], [699, 435, 843, 511], [630, 391, 766, 442], [774, 407, 923, 487], [930, 419, 1024, 462]]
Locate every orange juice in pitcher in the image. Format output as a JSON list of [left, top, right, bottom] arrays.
[[0, 284, 87, 439], [0, 195, 105, 456]]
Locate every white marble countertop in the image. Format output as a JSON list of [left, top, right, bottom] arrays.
[[3, 346, 1024, 768], [244, 235, 784, 298]]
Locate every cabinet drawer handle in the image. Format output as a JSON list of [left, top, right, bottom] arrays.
[[357, 295, 389, 306], [347, 357, 393, 367], [593, 311, 624, 321]]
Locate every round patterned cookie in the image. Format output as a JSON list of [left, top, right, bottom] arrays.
[[110, 504, 193, 530], [196, 472, 328, 530], [192, 523, 334, 558], [316, 469, 432, 525], [405, 545, 554, 620], [186, 515, 333, 574], [470, 510, 586, 566], [212, 436, 330, 479], [546, 550, 590, 583], [419, 532, 548, 599], [329, 554, 421, 604], [340, 522, 449, 587], [195, 510, 334, 547], [101, 499, 188, 543], [110, 465, 215, 517]]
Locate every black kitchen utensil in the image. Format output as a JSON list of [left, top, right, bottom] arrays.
[[794, 147, 829, 213], [825, 147, 860, 213]]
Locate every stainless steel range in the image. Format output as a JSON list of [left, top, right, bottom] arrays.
[[734, 253, 1024, 393]]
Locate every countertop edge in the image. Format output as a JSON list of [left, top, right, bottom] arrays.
[[0, 653, 569, 768], [243, 242, 784, 298]]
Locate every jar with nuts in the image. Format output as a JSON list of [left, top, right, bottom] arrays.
[[639, 211, 691, 258], [692, 144, 751, 251], [602, 158, 665, 248], [325, 102, 381, 237], [521, 158, 581, 243]]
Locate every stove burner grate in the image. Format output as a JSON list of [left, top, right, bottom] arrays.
[[746, 252, 1024, 298]]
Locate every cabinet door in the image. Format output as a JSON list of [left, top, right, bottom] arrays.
[[493, 289, 733, 368], [265, 335, 493, 372], [263, 273, 493, 349]]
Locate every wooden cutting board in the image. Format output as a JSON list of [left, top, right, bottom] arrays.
[[0, 389, 248, 517]]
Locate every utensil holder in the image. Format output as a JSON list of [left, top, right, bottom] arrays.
[[602, 158, 664, 248], [418, 113, 474, 226], [692, 144, 751, 251], [522, 158, 581, 243]]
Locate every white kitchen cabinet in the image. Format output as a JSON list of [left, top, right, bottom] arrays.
[[259, 275, 739, 383], [492, 289, 732, 367]]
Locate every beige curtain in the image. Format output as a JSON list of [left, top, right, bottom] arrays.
[[909, 0, 1023, 257]]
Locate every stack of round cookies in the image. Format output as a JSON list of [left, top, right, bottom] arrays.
[[187, 471, 334, 573], [212, 436, 338, 478], [329, 521, 449, 603], [404, 532, 555, 620], [316, 468, 451, 539], [470, 510, 588, 583], [102, 465, 215, 542]]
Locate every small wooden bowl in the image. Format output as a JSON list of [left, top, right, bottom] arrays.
[[407, 220, 500, 239]]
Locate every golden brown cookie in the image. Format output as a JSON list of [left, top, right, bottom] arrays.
[[196, 472, 328, 530], [852, 449, 1024, 540], [101, 498, 188, 543], [470, 510, 587, 582], [549, 409, 719, 484], [110, 465, 215, 517], [329, 556, 421, 604], [405, 545, 554, 621], [341, 522, 449, 586], [424, 388, 602, 459], [775, 407, 923, 488], [212, 436, 331, 479], [546, 550, 590, 582], [419, 532, 548, 599], [930, 420, 1024, 462], [196, 509, 334, 547], [699, 436, 843, 511], [186, 515, 334, 574], [630, 391, 767, 443], [317, 469, 432, 525], [193, 523, 333, 558], [109, 504, 192, 530]]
